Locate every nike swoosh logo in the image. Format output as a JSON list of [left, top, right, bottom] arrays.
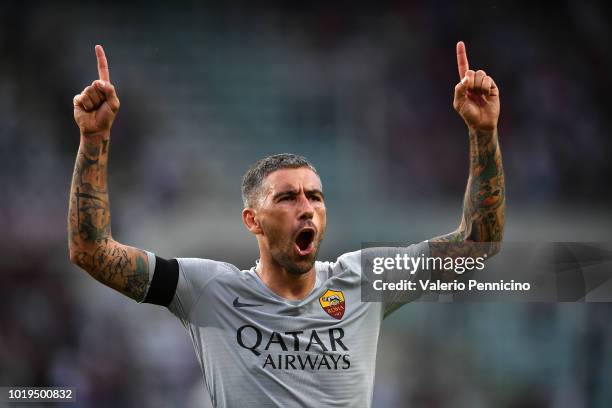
[[233, 297, 263, 308]]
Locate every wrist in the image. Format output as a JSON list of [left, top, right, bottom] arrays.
[[468, 124, 496, 133], [79, 130, 109, 145], [468, 126, 497, 140]]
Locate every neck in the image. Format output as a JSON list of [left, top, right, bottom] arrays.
[[256, 249, 316, 301]]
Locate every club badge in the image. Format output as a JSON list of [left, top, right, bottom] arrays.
[[319, 289, 345, 320]]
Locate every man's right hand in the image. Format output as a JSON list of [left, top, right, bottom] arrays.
[[73, 45, 120, 138]]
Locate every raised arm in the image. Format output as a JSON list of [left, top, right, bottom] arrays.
[[428, 41, 505, 277], [68, 45, 150, 301]]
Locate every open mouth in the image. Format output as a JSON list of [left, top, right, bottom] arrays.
[[295, 228, 315, 256]]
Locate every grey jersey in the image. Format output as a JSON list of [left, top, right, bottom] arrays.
[[150, 242, 428, 408]]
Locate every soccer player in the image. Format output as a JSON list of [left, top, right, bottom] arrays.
[[68, 42, 504, 407]]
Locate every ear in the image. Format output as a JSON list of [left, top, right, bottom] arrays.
[[242, 207, 263, 235]]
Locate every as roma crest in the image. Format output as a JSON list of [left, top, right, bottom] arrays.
[[319, 289, 345, 320]]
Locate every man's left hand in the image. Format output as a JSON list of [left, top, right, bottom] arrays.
[[453, 41, 500, 132]]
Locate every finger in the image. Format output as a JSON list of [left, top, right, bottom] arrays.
[[73, 94, 84, 109], [489, 76, 499, 97], [79, 92, 94, 111], [464, 69, 475, 91], [456, 41, 469, 80], [84, 85, 102, 107], [474, 70, 486, 94], [482, 76, 493, 97], [95, 45, 110, 83], [91, 80, 106, 101], [96, 81, 120, 113]]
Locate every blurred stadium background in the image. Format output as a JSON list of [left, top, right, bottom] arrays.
[[1, 1, 612, 407]]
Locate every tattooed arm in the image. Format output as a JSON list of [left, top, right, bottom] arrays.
[[68, 45, 150, 301], [428, 42, 505, 280]]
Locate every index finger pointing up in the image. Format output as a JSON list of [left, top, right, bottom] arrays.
[[95, 45, 110, 82], [456, 41, 469, 80]]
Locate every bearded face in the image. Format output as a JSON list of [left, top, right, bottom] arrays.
[[252, 168, 326, 275]]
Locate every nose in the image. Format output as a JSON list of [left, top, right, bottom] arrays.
[[297, 193, 314, 220]]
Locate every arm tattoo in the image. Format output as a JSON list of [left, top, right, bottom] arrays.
[[68, 135, 149, 301], [429, 128, 505, 279]]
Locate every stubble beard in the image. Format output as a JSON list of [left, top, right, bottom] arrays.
[[265, 227, 324, 276]]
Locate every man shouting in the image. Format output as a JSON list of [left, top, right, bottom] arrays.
[[68, 42, 504, 407]]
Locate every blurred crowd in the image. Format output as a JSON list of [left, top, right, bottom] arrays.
[[1, 1, 611, 407]]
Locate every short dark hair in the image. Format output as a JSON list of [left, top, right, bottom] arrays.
[[241, 153, 318, 208]]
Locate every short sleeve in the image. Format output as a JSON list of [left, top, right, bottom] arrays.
[[168, 258, 228, 321], [373, 242, 431, 318], [330, 242, 430, 319]]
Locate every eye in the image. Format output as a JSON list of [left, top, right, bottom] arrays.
[[309, 195, 322, 202], [279, 195, 295, 202]]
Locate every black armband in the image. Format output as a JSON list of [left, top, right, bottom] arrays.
[[144, 256, 179, 307]]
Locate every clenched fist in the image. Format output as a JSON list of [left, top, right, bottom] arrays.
[[453, 41, 500, 132], [73, 45, 120, 138]]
